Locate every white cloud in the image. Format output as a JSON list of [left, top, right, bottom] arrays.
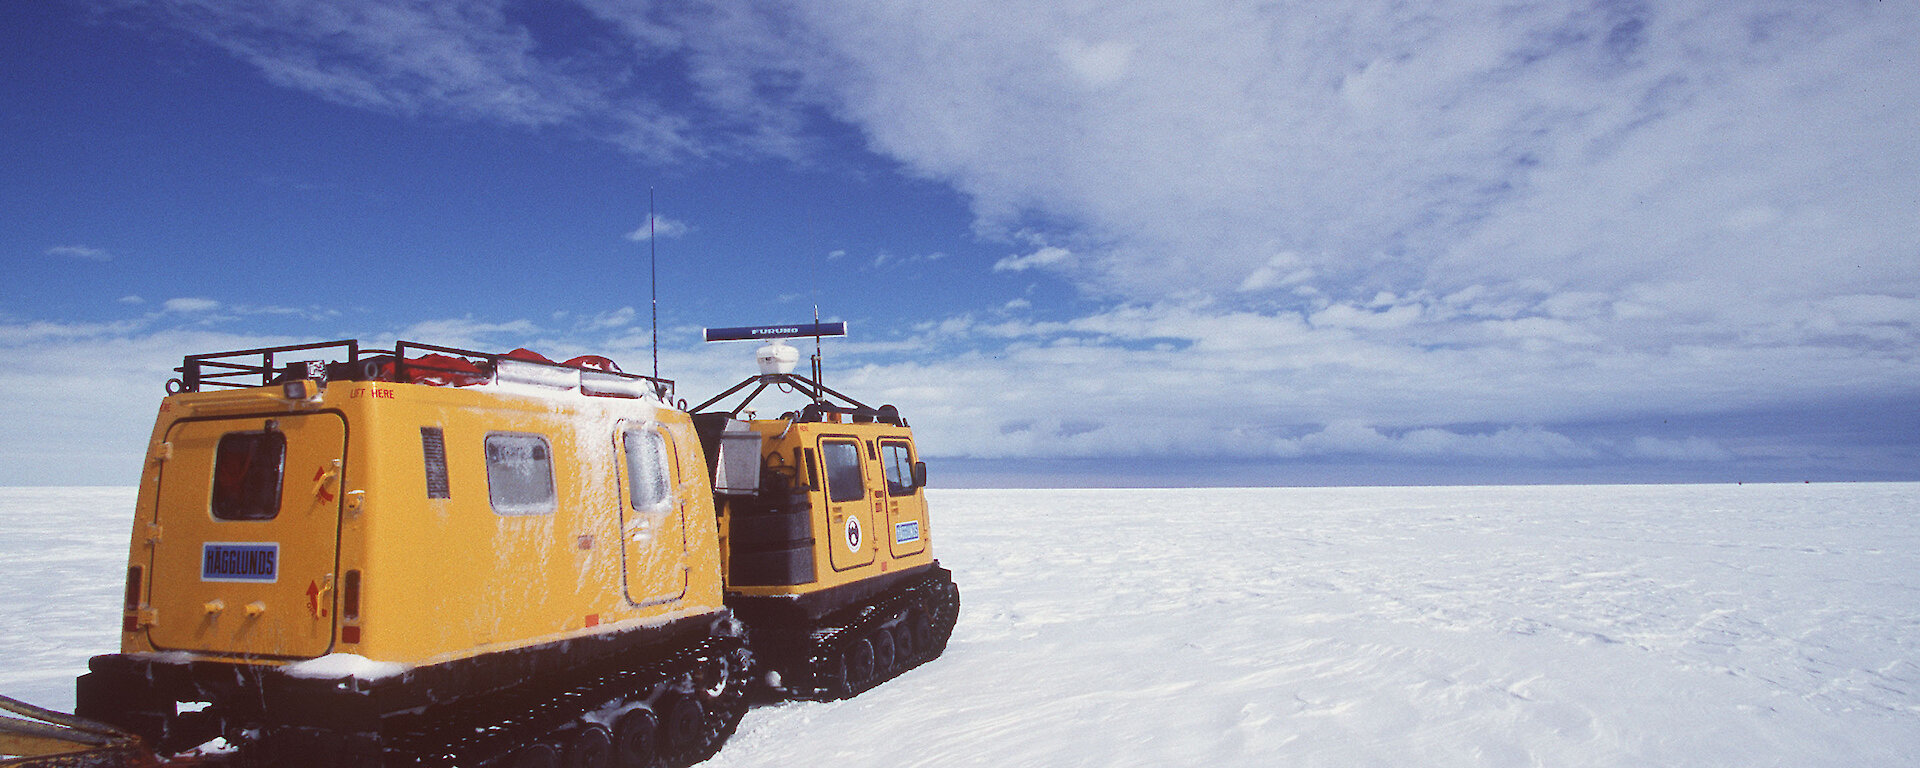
[[102, 1, 1920, 474], [723, 1, 1917, 326], [1628, 436, 1734, 462], [1057, 39, 1133, 88], [582, 306, 637, 330], [1273, 422, 1596, 461], [1238, 252, 1312, 292], [162, 297, 221, 313], [394, 316, 540, 350], [993, 246, 1073, 273], [625, 215, 692, 241], [46, 245, 110, 260]]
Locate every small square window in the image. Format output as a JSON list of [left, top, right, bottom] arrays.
[[212, 430, 285, 521], [485, 433, 556, 515]]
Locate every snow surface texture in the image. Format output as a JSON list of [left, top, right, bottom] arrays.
[[4, 484, 1917, 766]]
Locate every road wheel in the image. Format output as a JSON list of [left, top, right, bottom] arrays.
[[506, 743, 560, 768], [893, 615, 917, 662], [872, 626, 897, 674], [845, 637, 877, 687], [611, 710, 658, 768], [566, 725, 613, 768], [663, 694, 707, 754]]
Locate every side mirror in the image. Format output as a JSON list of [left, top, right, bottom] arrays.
[[912, 461, 928, 489]]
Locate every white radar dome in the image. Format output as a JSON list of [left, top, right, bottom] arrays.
[[756, 340, 800, 375]]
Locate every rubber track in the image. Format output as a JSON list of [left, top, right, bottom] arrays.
[[380, 629, 749, 767], [792, 570, 960, 701]]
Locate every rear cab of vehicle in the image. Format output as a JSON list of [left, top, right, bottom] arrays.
[[77, 341, 729, 758], [721, 411, 934, 598]]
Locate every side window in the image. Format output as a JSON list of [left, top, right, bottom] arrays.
[[484, 433, 556, 515], [625, 428, 672, 510], [882, 441, 917, 496], [421, 427, 450, 499], [212, 430, 285, 521], [822, 440, 864, 503]]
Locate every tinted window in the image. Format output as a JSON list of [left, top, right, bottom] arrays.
[[625, 428, 672, 510], [882, 441, 917, 496], [485, 433, 556, 515], [212, 430, 285, 521], [822, 440, 864, 502]]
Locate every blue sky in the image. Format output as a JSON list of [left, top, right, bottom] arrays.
[[3, 0, 1916, 487]]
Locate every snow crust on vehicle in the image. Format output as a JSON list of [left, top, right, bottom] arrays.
[[281, 653, 409, 680]]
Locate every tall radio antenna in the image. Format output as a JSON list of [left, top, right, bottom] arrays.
[[649, 187, 659, 383]]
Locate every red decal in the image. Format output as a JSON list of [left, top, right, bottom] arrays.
[[585, 614, 600, 628], [316, 466, 337, 502], [306, 580, 321, 617]]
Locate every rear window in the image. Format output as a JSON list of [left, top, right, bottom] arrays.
[[882, 441, 917, 496], [212, 430, 285, 521], [485, 433, 556, 515], [822, 440, 864, 503]]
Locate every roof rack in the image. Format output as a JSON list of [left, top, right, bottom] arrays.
[[170, 339, 673, 400]]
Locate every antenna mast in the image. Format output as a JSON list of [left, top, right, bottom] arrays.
[[650, 187, 659, 384], [811, 305, 825, 403]]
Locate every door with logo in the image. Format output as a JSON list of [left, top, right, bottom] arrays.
[[148, 412, 345, 658], [620, 424, 689, 606], [820, 437, 877, 571], [880, 438, 928, 557]]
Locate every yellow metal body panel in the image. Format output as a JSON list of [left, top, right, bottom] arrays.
[[723, 418, 934, 598], [119, 380, 726, 668]]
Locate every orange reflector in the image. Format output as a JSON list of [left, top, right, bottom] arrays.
[[585, 614, 600, 628]]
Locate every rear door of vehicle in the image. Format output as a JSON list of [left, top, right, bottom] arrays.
[[147, 412, 346, 658]]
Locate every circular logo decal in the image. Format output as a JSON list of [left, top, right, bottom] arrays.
[[845, 514, 863, 552]]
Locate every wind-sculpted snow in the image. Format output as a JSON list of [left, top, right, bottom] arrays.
[[5, 484, 1918, 765]]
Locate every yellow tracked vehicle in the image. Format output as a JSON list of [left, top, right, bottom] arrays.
[[68, 341, 750, 767], [690, 324, 960, 700]]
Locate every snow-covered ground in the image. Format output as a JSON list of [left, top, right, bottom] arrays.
[[5, 484, 1918, 766]]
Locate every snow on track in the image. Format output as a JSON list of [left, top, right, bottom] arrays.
[[5, 484, 1917, 766]]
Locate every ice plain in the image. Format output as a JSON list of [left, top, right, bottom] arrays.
[[3, 483, 1917, 766]]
